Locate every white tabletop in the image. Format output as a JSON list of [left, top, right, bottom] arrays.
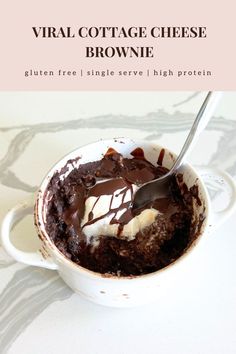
[[0, 91, 236, 354]]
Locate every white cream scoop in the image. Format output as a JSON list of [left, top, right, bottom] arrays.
[[81, 181, 159, 244]]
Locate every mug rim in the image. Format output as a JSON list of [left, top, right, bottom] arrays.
[[34, 137, 210, 281]]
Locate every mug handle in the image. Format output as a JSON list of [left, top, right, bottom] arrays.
[[1, 194, 58, 270], [198, 167, 236, 231]]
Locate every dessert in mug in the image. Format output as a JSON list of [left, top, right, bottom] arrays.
[[46, 147, 203, 276]]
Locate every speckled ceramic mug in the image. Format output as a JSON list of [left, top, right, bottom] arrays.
[[2, 138, 236, 307]]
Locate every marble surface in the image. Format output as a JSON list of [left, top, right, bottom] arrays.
[[0, 91, 236, 354]]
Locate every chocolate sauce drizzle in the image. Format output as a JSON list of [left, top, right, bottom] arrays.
[[157, 148, 165, 166], [82, 178, 134, 236], [61, 147, 168, 238], [130, 147, 145, 159]]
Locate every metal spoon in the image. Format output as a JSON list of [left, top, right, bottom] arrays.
[[133, 91, 223, 210]]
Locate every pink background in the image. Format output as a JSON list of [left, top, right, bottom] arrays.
[[0, 0, 235, 90]]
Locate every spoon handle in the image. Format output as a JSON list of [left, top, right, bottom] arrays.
[[170, 91, 223, 173]]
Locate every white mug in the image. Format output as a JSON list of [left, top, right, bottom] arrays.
[[1, 138, 236, 307]]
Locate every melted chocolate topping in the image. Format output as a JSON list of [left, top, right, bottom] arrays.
[[82, 178, 134, 235], [130, 147, 145, 159], [157, 148, 165, 166], [61, 148, 162, 237]]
